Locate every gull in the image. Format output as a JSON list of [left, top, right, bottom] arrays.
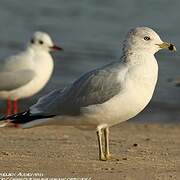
[[0, 31, 63, 115], [0, 27, 176, 161]]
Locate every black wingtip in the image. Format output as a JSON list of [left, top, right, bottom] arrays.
[[0, 110, 30, 122], [0, 110, 55, 126]]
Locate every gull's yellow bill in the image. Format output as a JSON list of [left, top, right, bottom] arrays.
[[156, 42, 176, 51]]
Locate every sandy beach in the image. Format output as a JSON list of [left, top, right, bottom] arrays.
[[0, 122, 180, 180]]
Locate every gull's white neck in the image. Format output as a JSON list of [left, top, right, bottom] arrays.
[[122, 50, 157, 65], [124, 49, 158, 82]]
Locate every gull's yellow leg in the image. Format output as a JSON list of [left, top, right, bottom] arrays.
[[96, 129, 106, 161], [104, 127, 112, 160]]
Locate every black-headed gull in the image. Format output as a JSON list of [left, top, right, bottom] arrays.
[[0, 31, 63, 115], [0, 27, 176, 161]]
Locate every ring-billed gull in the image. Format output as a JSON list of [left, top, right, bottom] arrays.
[[0, 32, 63, 115], [0, 27, 176, 161]]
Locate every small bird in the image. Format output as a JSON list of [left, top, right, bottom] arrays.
[[0, 31, 63, 115], [0, 27, 176, 161]]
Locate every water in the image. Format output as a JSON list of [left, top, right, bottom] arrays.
[[0, 0, 180, 122]]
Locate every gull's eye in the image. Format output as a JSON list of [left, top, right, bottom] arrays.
[[31, 39, 34, 44], [39, 40, 44, 44], [144, 36, 151, 41]]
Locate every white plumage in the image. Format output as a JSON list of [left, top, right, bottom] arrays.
[[0, 31, 63, 115], [1, 27, 176, 161]]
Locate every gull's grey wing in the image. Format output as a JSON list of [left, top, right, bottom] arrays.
[[68, 67, 121, 106], [0, 70, 35, 91], [30, 62, 126, 116], [30, 88, 64, 114]]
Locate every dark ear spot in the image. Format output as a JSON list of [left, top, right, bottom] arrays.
[[31, 39, 34, 44], [39, 40, 44, 44]]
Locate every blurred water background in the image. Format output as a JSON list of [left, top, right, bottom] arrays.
[[0, 0, 180, 122]]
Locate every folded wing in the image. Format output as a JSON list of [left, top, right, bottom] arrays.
[[0, 70, 35, 91], [30, 62, 124, 116]]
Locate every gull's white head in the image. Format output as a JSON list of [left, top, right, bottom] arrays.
[[28, 31, 63, 52], [123, 27, 176, 54]]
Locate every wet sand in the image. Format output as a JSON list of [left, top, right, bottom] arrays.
[[0, 122, 180, 180]]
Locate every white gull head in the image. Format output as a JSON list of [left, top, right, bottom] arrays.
[[123, 27, 176, 54], [28, 31, 63, 52]]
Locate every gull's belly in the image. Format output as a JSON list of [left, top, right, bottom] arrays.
[[105, 87, 154, 126], [82, 78, 157, 127], [0, 55, 54, 100]]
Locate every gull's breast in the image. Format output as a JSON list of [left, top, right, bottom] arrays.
[[82, 59, 158, 126]]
